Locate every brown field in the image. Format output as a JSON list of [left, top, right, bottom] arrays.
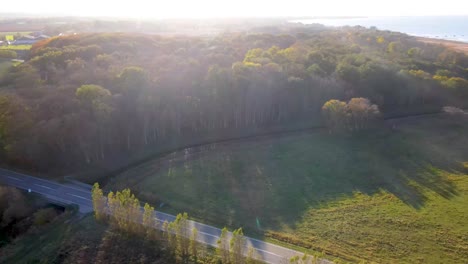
[[417, 37, 468, 55]]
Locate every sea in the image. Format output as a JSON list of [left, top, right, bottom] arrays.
[[292, 16, 468, 43]]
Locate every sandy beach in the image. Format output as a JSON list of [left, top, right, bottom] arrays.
[[417, 37, 468, 55]]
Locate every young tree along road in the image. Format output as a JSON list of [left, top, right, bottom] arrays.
[[0, 168, 331, 264]]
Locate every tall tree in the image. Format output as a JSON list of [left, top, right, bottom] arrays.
[[347, 97, 380, 130], [174, 212, 191, 261], [143, 203, 157, 239], [106, 188, 142, 234], [91, 182, 106, 221], [217, 227, 230, 263], [75, 84, 112, 162], [321, 99, 348, 132], [190, 227, 199, 262], [246, 246, 258, 264], [167, 221, 178, 258], [230, 228, 246, 264]]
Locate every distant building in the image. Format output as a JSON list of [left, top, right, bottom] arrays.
[[37, 34, 50, 40], [12, 35, 36, 45], [11, 34, 50, 45]]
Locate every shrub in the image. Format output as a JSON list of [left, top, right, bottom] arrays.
[[33, 208, 58, 226]]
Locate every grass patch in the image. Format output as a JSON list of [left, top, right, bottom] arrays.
[[0, 45, 32, 51], [0, 213, 171, 263], [0, 211, 79, 264], [0, 32, 33, 36], [0, 59, 12, 77], [267, 172, 468, 263], [109, 114, 468, 263]]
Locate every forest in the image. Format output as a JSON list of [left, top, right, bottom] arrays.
[[0, 24, 467, 172]]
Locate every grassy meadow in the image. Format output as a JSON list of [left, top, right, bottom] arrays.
[[0, 45, 32, 50], [108, 114, 468, 263]]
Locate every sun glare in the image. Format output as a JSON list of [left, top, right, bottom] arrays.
[[2, 0, 468, 18]]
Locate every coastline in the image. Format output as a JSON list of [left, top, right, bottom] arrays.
[[416, 37, 468, 54]]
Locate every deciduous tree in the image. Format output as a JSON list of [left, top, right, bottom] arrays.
[[91, 182, 106, 221], [230, 228, 246, 264], [190, 227, 199, 262], [217, 227, 230, 263], [321, 99, 348, 132]]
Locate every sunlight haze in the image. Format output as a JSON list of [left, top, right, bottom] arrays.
[[2, 0, 468, 18]]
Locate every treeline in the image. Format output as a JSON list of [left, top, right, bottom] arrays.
[[91, 184, 264, 264], [0, 26, 467, 171]]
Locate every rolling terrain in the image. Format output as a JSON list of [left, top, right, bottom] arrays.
[[108, 114, 468, 263]]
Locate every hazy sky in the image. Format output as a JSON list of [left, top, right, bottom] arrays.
[[3, 0, 468, 18]]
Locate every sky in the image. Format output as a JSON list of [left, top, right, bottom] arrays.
[[2, 0, 468, 18]]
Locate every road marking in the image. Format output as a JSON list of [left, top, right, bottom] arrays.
[[34, 183, 53, 190], [68, 194, 92, 201], [66, 186, 92, 193], [7, 176, 24, 181]]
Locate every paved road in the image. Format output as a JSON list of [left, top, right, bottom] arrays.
[[0, 168, 331, 264], [0, 168, 94, 213]]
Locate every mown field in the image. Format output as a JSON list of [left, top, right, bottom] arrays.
[[109, 114, 468, 263]]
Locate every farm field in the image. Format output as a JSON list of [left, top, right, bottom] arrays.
[[108, 114, 468, 263], [0, 31, 33, 35], [0, 31, 33, 42], [0, 45, 32, 50]]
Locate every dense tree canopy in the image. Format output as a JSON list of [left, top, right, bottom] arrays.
[[0, 26, 467, 172]]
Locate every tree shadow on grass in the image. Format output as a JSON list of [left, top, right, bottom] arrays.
[[261, 126, 463, 230], [108, 116, 467, 237]]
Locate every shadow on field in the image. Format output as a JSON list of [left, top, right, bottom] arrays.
[[263, 118, 465, 228], [108, 116, 467, 233]]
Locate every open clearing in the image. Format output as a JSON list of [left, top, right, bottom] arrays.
[[109, 114, 468, 263]]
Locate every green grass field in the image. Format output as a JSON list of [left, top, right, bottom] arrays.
[[0, 45, 32, 50], [108, 114, 468, 263], [1, 32, 33, 41]]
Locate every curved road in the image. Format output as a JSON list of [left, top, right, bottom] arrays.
[[0, 168, 331, 264]]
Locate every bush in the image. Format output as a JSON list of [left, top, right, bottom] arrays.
[[0, 50, 17, 59], [0, 186, 32, 227], [33, 208, 58, 226]]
